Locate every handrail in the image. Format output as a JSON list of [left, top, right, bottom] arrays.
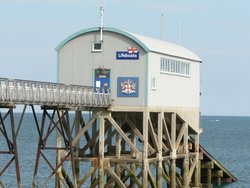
[[0, 78, 111, 107]]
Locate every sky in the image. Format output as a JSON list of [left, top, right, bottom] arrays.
[[0, 0, 250, 116]]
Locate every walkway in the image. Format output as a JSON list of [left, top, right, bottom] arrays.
[[0, 77, 111, 107]]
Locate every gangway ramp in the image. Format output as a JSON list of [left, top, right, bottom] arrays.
[[190, 137, 237, 187], [0, 77, 111, 107], [200, 143, 237, 186]]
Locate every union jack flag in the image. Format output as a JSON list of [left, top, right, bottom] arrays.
[[127, 46, 138, 54]]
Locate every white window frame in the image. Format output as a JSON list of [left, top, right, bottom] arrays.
[[92, 42, 102, 52], [160, 57, 191, 77], [151, 76, 157, 90]]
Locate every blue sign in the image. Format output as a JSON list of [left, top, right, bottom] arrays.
[[116, 47, 139, 60], [94, 68, 110, 93], [116, 52, 139, 60], [117, 77, 139, 97], [95, 77, 110, 93]]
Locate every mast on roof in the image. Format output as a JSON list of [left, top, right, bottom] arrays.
[[100, 0, 104, 42], [160, 2, 165, 40]]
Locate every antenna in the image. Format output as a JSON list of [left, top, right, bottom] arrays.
[[100, 0, 104, 42], [160, 3, 164, 40], [161, 13, 164, 40]]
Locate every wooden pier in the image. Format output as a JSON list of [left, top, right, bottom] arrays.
[[0, 77, 237, 187]]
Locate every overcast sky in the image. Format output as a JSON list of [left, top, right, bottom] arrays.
[[1, 0, 250, 116]]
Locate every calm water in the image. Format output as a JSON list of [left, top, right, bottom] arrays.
[[201, 116, 250, 188], [0, 114, 249, 187]]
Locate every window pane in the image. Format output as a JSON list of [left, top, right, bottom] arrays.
[[160, 57, 190, 76]]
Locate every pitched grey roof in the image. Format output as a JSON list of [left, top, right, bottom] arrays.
[[130, 32, 201, 62], [56, 27, 201, 62]]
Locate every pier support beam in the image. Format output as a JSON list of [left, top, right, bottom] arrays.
[[202, 161, 214, 187], [214, 170, 223, 186], [142, 111, 149, 188], [170, 159, 176, 188], [2, 106, 236, 188], [170, 113, 177, 188], [0, 100, 238, 188], [130, 118, 137, 188], [74, 110, 81, 184], [55, 110, 63, 188], [9, 107, 21, 188], [115, 126, 121, 187], [98, 115, 105, 187], [194, 133, 201, 187], [10, 107, 22, 188], [157, 112, 163, 188], [207, 168, 212, 186], [183, 123, 190, 188], [0, 106, 22, 188]]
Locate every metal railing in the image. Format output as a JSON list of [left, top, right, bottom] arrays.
[[0, 78, 111, 107]]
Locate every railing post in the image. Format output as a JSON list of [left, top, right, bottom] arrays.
[[6, 79, 9, 101], [0, 77, 111, 107], [91, 88, 95, 106], [0, 79, 2, 100], [13, 80, 17, 101]]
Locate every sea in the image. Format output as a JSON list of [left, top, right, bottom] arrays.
[[201, 116, 250, 188], [0, 114, 249, 187]]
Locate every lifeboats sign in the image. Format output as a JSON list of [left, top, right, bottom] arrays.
[[117, 77, 139, 97], [116, 47, 139, 60]]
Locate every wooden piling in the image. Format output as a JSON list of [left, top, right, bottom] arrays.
[[10, 108, 21, 188], [142, 111, 149, 188], [170, 159, 176, 188], [55, 115, 63, 188], [98, 116, 105, 188], [157, 112, 163, 188], [115, 120, 122, 187], [170, 113, 177, 188], [194, 133, 200, 187], [183, 123, 189, 187], [0, 105, 238, 188], [130, 125, 137, 188], [74, 110, 81, 184]]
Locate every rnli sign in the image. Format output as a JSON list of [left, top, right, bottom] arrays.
[[117, 77, 139, 97], [116, 47, 139, 60]]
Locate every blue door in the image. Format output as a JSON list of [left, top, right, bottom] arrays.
[[94, 68, 110, 93]]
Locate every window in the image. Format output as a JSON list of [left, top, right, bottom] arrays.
[[92, 42, 102, 52], [151, 77, 156, 90], [160, 57, 191, 77]]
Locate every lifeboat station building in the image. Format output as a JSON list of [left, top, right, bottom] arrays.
[[56, 27, 202, 132], [55, 27, 206, 187]]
